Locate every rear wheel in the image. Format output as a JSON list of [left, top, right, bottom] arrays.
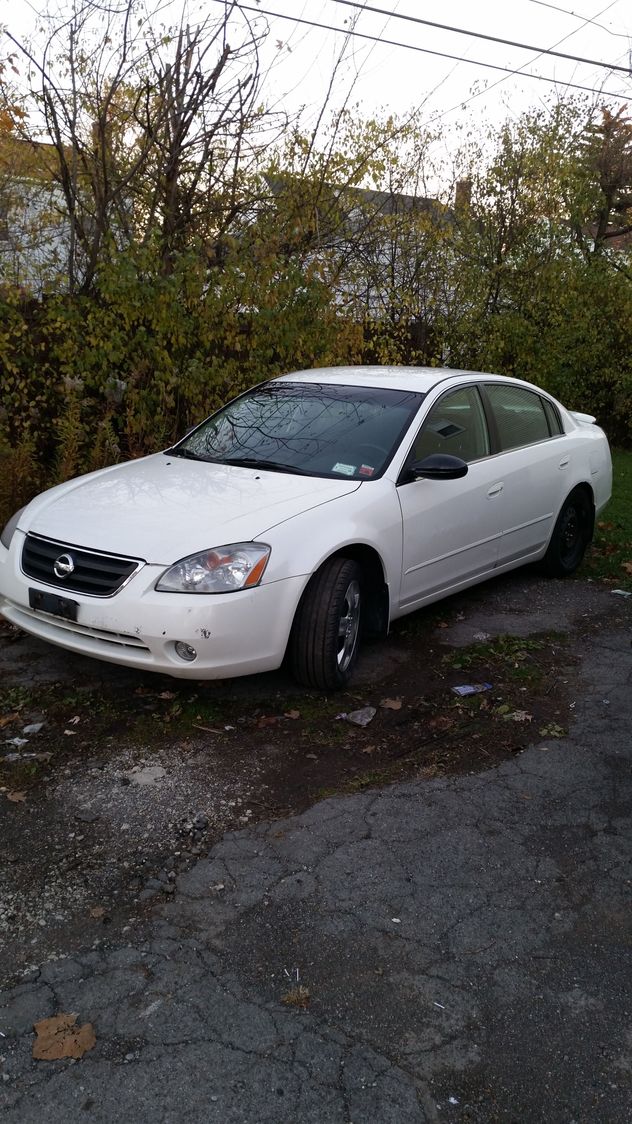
[[290, 558, 362, 690], [541, 488, 593, 577]]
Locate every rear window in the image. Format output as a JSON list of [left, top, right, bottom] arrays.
[[485, 384, 552, 451]]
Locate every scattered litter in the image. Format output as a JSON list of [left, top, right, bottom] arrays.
[[473, 631, 491, 641], [284, 709, 301, 720], [502, 709, 533, 723], [5, 737, 28, 748], [123, 765, 166, 786], [32, 1013, 96, 1061], [360, 744, 376, 755], [192, 724, 222, 734], [611, 589, 632, 598], [391, 917, 401, 924], [379, 697, 402, 710], [66, 715, 81, 726], [451, 683, 492, 697], [345, 706, 377, 727], [305, 752, 318, 760], [224, 725, 235, 731], [433, 1001, 446, 1009], [448, 1096, 459, 1105], [158, 691, 177, 700], [22, 722, 44, 735]]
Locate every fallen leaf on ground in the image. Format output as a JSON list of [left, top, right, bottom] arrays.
[[621, 561, 632, 575], [158, 690, 177, 700], [7, 790, 27, 803], [380, 697, 402, 710], [281, 986, 310, 1009], [284, 709, 301, 720], [0, 712, 19, 728], [32, 1014, 96, 1060], [257, 715, 279, 727], [89, 906, 106, 919], [503, 710, 533, 723], [360, 744, 376, 755], [428, 714, 455, 730]]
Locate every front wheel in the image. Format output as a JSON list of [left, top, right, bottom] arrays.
[[541, 488, 593, 577], [290, 558, 362, 690]]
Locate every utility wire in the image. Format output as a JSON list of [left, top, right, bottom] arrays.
[[422, 0, 621, 127], [222, 3, 630, 98], [525, 0, 631, 39], [328, 0, 631, 75]]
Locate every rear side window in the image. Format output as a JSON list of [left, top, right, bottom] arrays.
[[485, 384, 552, 451], [542, 397, 563, 435]]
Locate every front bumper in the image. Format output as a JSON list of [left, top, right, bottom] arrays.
[[0, 534, 305, 679]]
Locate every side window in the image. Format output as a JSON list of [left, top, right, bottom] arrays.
[[413, 387, 490, 463], [485, 384, 551, 451], [542, 397, 563, 435]]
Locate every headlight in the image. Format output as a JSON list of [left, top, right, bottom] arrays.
[[0, 506, 26, 550], [156, 543, 271, 593]]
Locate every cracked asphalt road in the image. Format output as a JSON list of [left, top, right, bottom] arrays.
[[1, 584, 631, 1122]]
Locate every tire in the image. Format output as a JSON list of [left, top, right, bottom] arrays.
[[541, 487, 593, 577], [290, 558, 362, 690]]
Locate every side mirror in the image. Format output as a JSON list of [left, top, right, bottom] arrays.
[[410, 453, 469, 480]]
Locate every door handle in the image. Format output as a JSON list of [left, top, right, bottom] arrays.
[[487, 483, 504, 498], [559, 457, 570, 469]]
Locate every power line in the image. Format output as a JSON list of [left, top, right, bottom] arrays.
[[423, 1, 621, 127], [223, 3, 629, 98], [328, 0, 632, 75], [524, 0, 631, 39]]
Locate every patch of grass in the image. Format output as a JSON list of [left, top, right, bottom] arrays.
[[443, 635, 546, 676], [0, 685, 37, 713], [585, 448, 632, 586]]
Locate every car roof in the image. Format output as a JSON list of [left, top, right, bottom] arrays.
[[273, 365, 522, 395]]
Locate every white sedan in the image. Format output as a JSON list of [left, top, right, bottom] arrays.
[[0, 367, 612, 689]]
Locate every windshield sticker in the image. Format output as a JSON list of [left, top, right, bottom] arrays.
[[332, 462, 356, 476], [359, 464, 375, 477]]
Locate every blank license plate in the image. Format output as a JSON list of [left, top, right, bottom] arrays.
[[29, 588, 79, 622]]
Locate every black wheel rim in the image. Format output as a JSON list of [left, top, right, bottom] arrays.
[[559, 504, 583, 566]]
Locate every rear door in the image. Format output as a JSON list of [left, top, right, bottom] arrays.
[[482, 382, 569, 565]]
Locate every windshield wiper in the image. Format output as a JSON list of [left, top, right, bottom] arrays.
[[222, 457, 311, 475], [164, 447, 208, 460]]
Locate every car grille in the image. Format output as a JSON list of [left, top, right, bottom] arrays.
[[21, 534, 143, 597]]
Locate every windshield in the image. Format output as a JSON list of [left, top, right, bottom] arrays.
[[170, 382, 424, 480]]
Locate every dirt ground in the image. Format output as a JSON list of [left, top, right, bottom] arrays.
[[0, 569, 628, 986]]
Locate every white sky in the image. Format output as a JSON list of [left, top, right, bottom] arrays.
[[3, 0, 631, 145], [250, 0, 632, 128]]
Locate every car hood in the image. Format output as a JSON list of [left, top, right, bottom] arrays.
[[23, 454, 361, 563]]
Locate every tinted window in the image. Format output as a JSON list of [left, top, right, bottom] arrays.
[[485, 384, 551, 450], [413, 386, 490, 463], [542, 397, 563, 435]]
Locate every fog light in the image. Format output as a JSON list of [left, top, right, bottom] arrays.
[[175, 641, 197, 662]]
